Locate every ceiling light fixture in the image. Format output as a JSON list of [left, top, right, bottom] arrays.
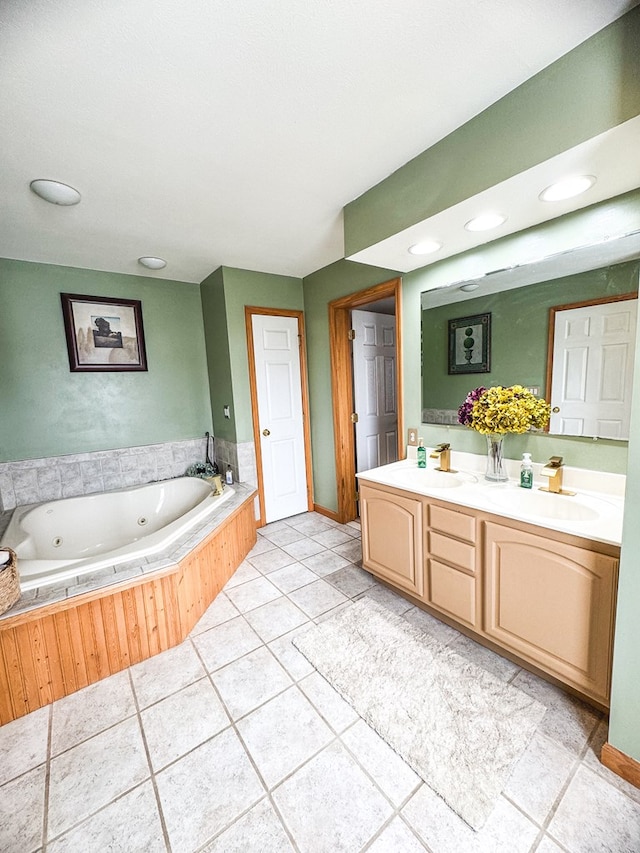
[[408, 239, 442, 256], [30, 179, 81, 206], [539, 175, 596, 202], [138, 256, 167, 270], [460, 283, 480, 292], [464, 212, 507, 232]]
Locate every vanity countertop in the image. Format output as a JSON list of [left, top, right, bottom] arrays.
[[357, 454, 625, 547]]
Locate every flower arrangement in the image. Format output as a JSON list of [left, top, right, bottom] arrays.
[[458, 384, 551, 435]]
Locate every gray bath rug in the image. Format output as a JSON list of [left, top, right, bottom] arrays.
[[293, 599, 546, 830]]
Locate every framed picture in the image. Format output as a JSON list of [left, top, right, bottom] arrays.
[[60, 293, 148, 372], [448, 312, 491, 374]]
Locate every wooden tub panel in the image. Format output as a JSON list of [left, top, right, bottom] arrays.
[[0, 494, 256, 725]]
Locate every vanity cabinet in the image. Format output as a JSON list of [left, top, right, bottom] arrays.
[[484, 521, 617, 704], [360, 483, 424, 597], [359, 479, 619, 707]]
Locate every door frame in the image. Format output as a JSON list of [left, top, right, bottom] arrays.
[[328, 278, 404, 524], [245, 306, 314, 527]]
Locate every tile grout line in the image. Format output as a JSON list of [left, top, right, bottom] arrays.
[[126, 667, 172, 853], [40, 703, 53, 852]]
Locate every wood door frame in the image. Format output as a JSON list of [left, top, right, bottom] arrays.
[[329, 278, 403, 524], [245, 306, 314, 527]]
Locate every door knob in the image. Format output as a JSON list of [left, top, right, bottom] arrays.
[[262, 428, 271, 436], [552, 407, 560, 413]]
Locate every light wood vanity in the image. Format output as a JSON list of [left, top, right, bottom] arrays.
[[360, 478, 619, 708]]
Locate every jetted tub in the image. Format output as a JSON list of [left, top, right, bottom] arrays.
[[1, 477, 234, 591]]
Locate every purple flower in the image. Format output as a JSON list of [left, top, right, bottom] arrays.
[[457, 386, 486, 427]]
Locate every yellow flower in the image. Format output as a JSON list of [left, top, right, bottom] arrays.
[[462, 385, 550, 435]]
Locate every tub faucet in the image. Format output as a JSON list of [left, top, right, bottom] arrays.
[[429, 443, 456, 473], [539, 456, 575, 496]]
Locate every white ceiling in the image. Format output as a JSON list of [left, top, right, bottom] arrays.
[[0, 0, 636, 283]]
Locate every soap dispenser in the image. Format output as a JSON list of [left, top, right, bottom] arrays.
[[417, 438, 426, 469], [520, 453, 533, 489]]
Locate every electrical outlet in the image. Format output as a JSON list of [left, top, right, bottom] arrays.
[[525, 386, 540, 397], [407, 427, 418, 446]]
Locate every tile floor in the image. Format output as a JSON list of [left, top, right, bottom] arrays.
[[1, 511, 639, 853]]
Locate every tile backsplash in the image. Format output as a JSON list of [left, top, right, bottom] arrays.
[[0, 438, 209, 511]]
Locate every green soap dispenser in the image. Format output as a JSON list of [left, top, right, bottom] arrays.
[[520, 452, 533, 489], [417, 438, 426, 469]]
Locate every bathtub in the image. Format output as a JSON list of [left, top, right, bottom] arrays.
[[1, 477, 234, 592]]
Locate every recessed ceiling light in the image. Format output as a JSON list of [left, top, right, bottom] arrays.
[[30, 179, 81, 206], [460, 283, 480, 292], [138, 256, 167, 270], [464, 212, 507, 232], [539, 175, 596, 202], [408, 239, 442, 256]]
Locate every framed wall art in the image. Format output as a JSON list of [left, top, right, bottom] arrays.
[[60, 293, 148, 372], [448, 312, 491, 374]]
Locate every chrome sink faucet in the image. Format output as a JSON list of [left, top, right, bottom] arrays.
[[429, 443, 456, 473], [539, 456, 576, 496]]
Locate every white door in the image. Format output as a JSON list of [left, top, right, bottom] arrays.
[[550, 298, 637, 438], [252, 314, 309, 522], [352, 309, 398, 473]]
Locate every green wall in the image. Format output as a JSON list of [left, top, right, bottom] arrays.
[[201, 267, 236, 442], [344, 7, 640, 255], [422, 260, 640, 410], [302, 259, 400, 511], [207, 267, 304, 443], [0, 258, 212, 461]]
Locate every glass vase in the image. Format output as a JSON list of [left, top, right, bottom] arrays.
[[485, 433, 508, 482]]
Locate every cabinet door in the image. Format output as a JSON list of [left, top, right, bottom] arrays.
[[484, 521, 617, 703], [360, 484, 423, 596]]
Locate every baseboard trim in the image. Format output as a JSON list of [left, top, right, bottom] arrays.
[[601, 742, 640, 789], [314, 503, 341, 522]]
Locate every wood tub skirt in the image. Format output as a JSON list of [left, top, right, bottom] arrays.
[[0, 491, 257, 725]]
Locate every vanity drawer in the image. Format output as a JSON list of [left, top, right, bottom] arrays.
[[429, 504, 476, 543], [427, 559, 477, 627], [428, 531, 476, 573]]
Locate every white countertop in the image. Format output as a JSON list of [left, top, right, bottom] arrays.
[[357, 454, 625, 547]]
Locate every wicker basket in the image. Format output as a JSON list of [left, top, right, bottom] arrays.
[[0, 548, 20, 616]]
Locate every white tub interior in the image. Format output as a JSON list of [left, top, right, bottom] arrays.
[[1, 477, 234, 591]]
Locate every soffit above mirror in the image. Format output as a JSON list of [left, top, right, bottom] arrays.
[[349, 116, 640, 274]]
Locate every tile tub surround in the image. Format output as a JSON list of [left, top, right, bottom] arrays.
[[214, 437, 257, 486], [0, 437, 209, 511], [0, 486, 257, 725], [1, 511, 639, 853]]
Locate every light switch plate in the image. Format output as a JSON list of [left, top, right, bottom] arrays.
[[407, 427, 418, 446]]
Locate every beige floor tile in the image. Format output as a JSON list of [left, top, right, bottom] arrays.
[[51, 669, 136, 756], [156, 728, 264, 852], [0, 764, 46, 853], [548, 764, 640, 853], [0, 704, 49, 786], [273, 741, 393, 853], [48, 716, 149, 839], [192, 615, 262, 671], [211, 646, 292, 720], [47, 781, 165, 853], [237, 686, 333, 788], [141, 678, 229, 770], [201, 797, 294, 853], [130, 638, 206, 708]]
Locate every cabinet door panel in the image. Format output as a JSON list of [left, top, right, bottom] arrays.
[[428, 559, 477, 627], [360, 486, 423, 596], [484, 521, 617, 702]]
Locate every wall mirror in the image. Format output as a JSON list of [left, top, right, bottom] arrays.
[[421, 234, 640, 440]]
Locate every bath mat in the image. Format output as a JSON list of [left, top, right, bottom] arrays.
[[293, 599, 545, 830]]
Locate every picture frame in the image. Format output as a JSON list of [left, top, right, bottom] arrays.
[[60, 293, 148, 372], [448, 312, 491, 374]]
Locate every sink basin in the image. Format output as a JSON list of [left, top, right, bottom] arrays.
[[391, 468, 473, 490], [486, 488, 604, 521]]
